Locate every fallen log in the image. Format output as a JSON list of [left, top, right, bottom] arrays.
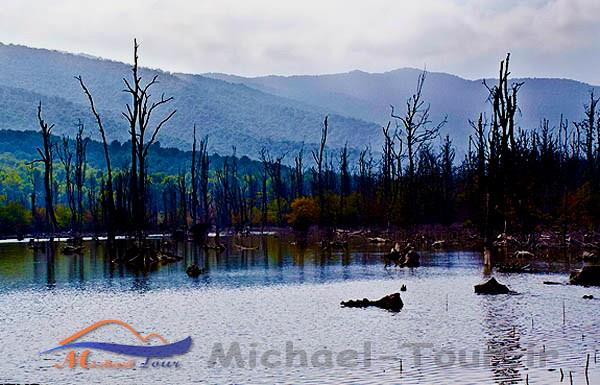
[[341, 293, 404, 312]]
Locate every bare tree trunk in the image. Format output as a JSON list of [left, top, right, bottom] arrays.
[[312, 116, 328, 224], [30, 103, 57, 235], [190, 125, 198, 225], [76, 76, 116, 240], [58, 136, 76, 232]]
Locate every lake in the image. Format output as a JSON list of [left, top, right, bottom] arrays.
[[0, 235, 598, 384]]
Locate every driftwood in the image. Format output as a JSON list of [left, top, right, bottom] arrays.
[[341, 293, 404, 312]]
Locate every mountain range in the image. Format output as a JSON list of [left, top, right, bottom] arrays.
[[1, 42, 598, 162]]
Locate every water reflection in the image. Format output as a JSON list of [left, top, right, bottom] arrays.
[[480, 296, 526, 384], [0, 237, 598, 385], [1, 236, 413, 291]]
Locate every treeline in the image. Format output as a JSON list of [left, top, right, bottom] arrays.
[[1, 48, 600, 241]]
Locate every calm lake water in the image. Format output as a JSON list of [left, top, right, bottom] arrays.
[[0, 235, 598, 385]]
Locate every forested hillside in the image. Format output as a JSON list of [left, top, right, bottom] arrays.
[[0, 43, 378, 157]]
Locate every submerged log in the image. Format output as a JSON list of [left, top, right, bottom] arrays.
[[340, 292, 404, 312], [569, 265, 600, 286], [474, 277, 511, 295]]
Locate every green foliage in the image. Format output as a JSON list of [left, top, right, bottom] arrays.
[[287, 197, 319, 232], [0, 197, 31, 233]]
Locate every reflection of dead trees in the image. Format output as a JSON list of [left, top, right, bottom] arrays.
[[124, 239, 183, 270], [186, 263, 206, 277], [320, 239, 348, 251], [63, 244, 85, 255]]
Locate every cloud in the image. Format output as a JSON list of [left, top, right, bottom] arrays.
[[1, 0, 599, 82]]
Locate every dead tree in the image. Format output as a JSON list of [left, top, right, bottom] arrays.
[[574, 91, 599, 178], [30, 103, 57, 234], [357, 146, 374, 223], [190, 125, 199, 225], [339, 143, 350, 220], [27, 164, 39, 233], [260, 148, 269, 230], [262, 150, 286, 226], [76, 75, 115, 239], [391, 71, 446, 180], [312, 116, 329, 222], [199, 136, 210, 224], [293, 146, 304, 198], [381, 120, 398, 212], [122, 39, 176, 236], [177, 170, 188, 227], [58, 136, 76, 231], [483, 53, 523, 163], [74, 122, 88, 231]]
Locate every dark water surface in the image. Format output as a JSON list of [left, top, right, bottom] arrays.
[[0, 236, 598, 384]]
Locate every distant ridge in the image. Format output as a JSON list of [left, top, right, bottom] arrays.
[[0, 42, 377, 158], [205, 69, 600, 152]]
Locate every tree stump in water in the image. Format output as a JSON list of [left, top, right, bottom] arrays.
[[570, 265, 600, 286], [474, 277, 510, 294]]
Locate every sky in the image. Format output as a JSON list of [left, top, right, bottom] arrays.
[[1, 0, 600, 83]]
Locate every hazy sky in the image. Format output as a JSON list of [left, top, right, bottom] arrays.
[[1, 0, 600, 83]]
